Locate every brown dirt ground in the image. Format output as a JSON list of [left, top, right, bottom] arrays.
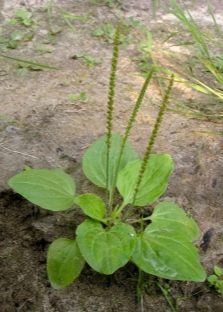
[[0, 0, 223, 311]]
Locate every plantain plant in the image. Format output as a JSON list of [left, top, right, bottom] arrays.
[[8, 26, 206, 292]]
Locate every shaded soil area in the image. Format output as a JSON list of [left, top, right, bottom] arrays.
[[0, 0, 223, 311]]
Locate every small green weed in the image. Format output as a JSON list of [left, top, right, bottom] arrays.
[[34, 44, 54, 54], [68, 92, 89, 103], [7, 31, 33, 49], [208, 266, 223, 294], [10, 9, 34, 27], [92, 22, 132, 45], [92, 23, 117, 43], [16, 63, 44, 75], [43, 33, 58, 45], [61, 10, 90, 31], [72, 53, 101, 66], [0, 30, 33, 50]]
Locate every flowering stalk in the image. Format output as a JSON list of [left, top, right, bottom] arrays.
[[133, 74, 175, 204], [110, 67, 155, 210], [106, 25, 120, 205]]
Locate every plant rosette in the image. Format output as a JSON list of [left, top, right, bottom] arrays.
[[8, 132, 206, 288], [8, 25, 206, 290]]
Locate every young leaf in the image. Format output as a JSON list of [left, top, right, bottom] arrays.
[[82, 133, 138, 192], [47, 238, 85, 289], [214, 266, 223, 277], [208, 274, 218, 284], [132, 203, 206, 281], [76, 219, 136, 274], [74, 193, 106, 222], [8, 168, 75, 211], [15, 9, 33, 26], [117, 154, 173, 206]]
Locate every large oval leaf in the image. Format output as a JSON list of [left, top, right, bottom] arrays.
[[132, 202, 206, 281], [150, 202, 200, 241], [117, 154, 173, 206], [74, 193, 106, 222], [8, 168, 75, 211], [82, 133, 138, 192], [47, 238, 85, 289], [76, 219, 136, 274]]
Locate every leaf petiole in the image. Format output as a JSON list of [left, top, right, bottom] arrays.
[[112, 201, 127, 217]]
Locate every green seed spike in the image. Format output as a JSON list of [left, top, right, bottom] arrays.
[[133, 74, 175, 204], [121, 67, 155, 154], [106, 25, 120, 193], [110, 67, 155, 207]]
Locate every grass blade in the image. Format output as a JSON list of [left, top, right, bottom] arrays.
[[0, 54, 60, 70]]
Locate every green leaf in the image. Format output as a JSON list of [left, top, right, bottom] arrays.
[[82, 133, 138, 192], [149, 202, 200, 241], [132, 203, 206, 281], [67, 91, 89, 103], [216, 281, 223, 294], [92, 29, 104, 37], [74, 193, 106, 222], [16, 9, 32, 20], [15, 9, 33, 26], [8, 168, 75, 211], [7, 40, 18, 49], [76, 219, 136, 274], [214, 266, 223, 277], [208, 274, 218, 285], [10, 31, 24, 41], [117, 154, 173, 206], [47, 238, 85, 289]]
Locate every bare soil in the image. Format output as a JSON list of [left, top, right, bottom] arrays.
[[0, 0, 223, 311]]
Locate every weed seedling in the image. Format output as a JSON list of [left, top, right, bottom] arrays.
[[72, 53, 101, 67], [7, 31, 34, 49], [61, 10, 90, 31], [34, 44, 54, 54], [68, 92, 89, 103], [92, 22, 132, 45], [208, 266, 223, 295], [8, 26, 206, 301], [10, 9, 34, 27]]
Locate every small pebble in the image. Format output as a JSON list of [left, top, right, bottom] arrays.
[[5, 126, 20, 134]]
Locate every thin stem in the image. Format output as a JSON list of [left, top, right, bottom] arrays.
[[109, 68, 155, 211], [157, 282, 177, 312], [127, 215, 152, 224], [132, 74, 175, 205], [137, 269, 144, 301], [106, 25, 120, 210], [113, 201, 127, 217]]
